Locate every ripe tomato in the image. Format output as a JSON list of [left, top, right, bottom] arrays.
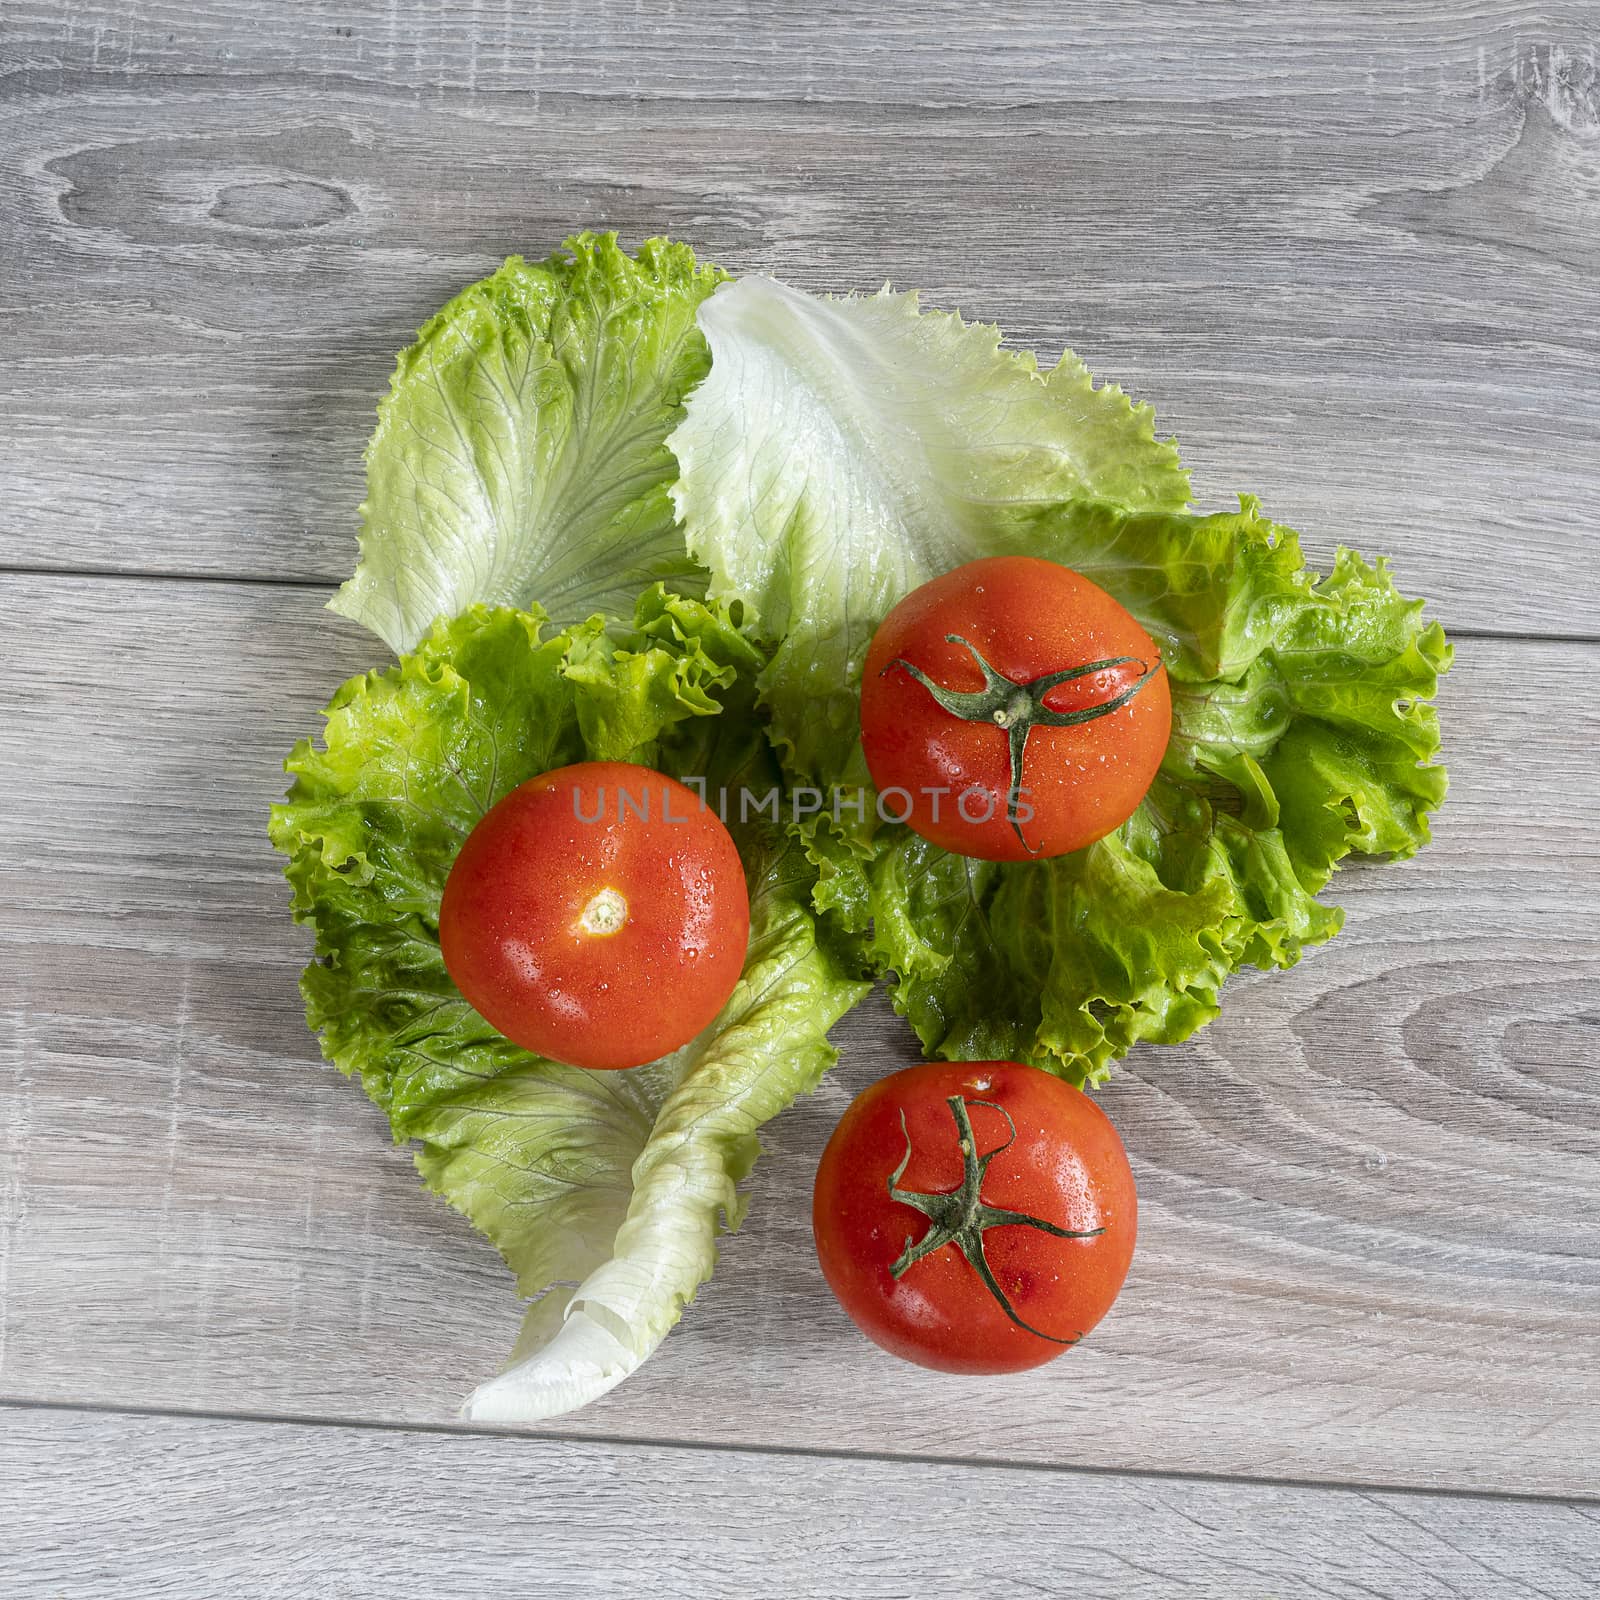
[[439, 761, 749, 1070], [859, 556, 1170, 860], [812, 1061, 1136, 1373]]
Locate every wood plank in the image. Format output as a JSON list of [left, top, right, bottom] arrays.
[[1, 14, 1598, 636], [2, 572, 1597, 1494], [6, 0, 1597, 108], [5, 1406, 1599, 1600]]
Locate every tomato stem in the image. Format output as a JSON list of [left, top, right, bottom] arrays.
[[884, 635, 1162, 854], [887, 1094, 1103, 1345]]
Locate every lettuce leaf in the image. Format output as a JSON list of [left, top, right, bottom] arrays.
[[669, 275, 1189, 785], [331, 234, 726, 652], [671, 276, 1450, 1084], [269, 593, 867, 1420], [845, 515, 1451, 1083], [279, 238, 1453, 1432]]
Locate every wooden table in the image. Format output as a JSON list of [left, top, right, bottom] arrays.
[[4, 4, 1598, 1594]]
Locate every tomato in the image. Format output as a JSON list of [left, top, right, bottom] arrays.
[[439, 761, 749, 1070], [859, 556, 1170, 860], [812, 1061, 1136, 1373]]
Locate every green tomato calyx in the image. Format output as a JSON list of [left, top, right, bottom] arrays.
[[885, 634, 1161, 853], [887, 1093, 1103, 1345]]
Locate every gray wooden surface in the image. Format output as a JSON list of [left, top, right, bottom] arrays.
[[3, 3, 1599, 1594], [7, 1408, 1600, 1600]]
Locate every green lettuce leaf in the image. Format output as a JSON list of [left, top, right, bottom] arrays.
[[331, 234, 726, 652], [269, 593, 867, 1420], [804, 500, 1451, 1084], [668, 271, 1447, 1083], [669, 275, 1189, 785]]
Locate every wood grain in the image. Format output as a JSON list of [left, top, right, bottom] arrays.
[[1, 7, 1598, 635], [6, 1407, 1599, 1600], [6, 1, 1598, 107], [4, 4, 1600, 1575], [2, 573, 1596, 1495]]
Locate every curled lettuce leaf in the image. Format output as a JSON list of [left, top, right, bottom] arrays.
[[813, 503, 1449, 1082], [669, 275, 1188, 784], [332, 234, 726, 652], [269, 594, 867, 1420]]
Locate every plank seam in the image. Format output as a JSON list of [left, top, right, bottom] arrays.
[[3, 1395, 1595, 1507], [2, 564, 1596, 649]]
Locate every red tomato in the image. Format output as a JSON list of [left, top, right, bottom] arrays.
[[859, 556, 1170, 861], [439, 761, 749, 1070], [812, 1061, 1136, 1373]]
